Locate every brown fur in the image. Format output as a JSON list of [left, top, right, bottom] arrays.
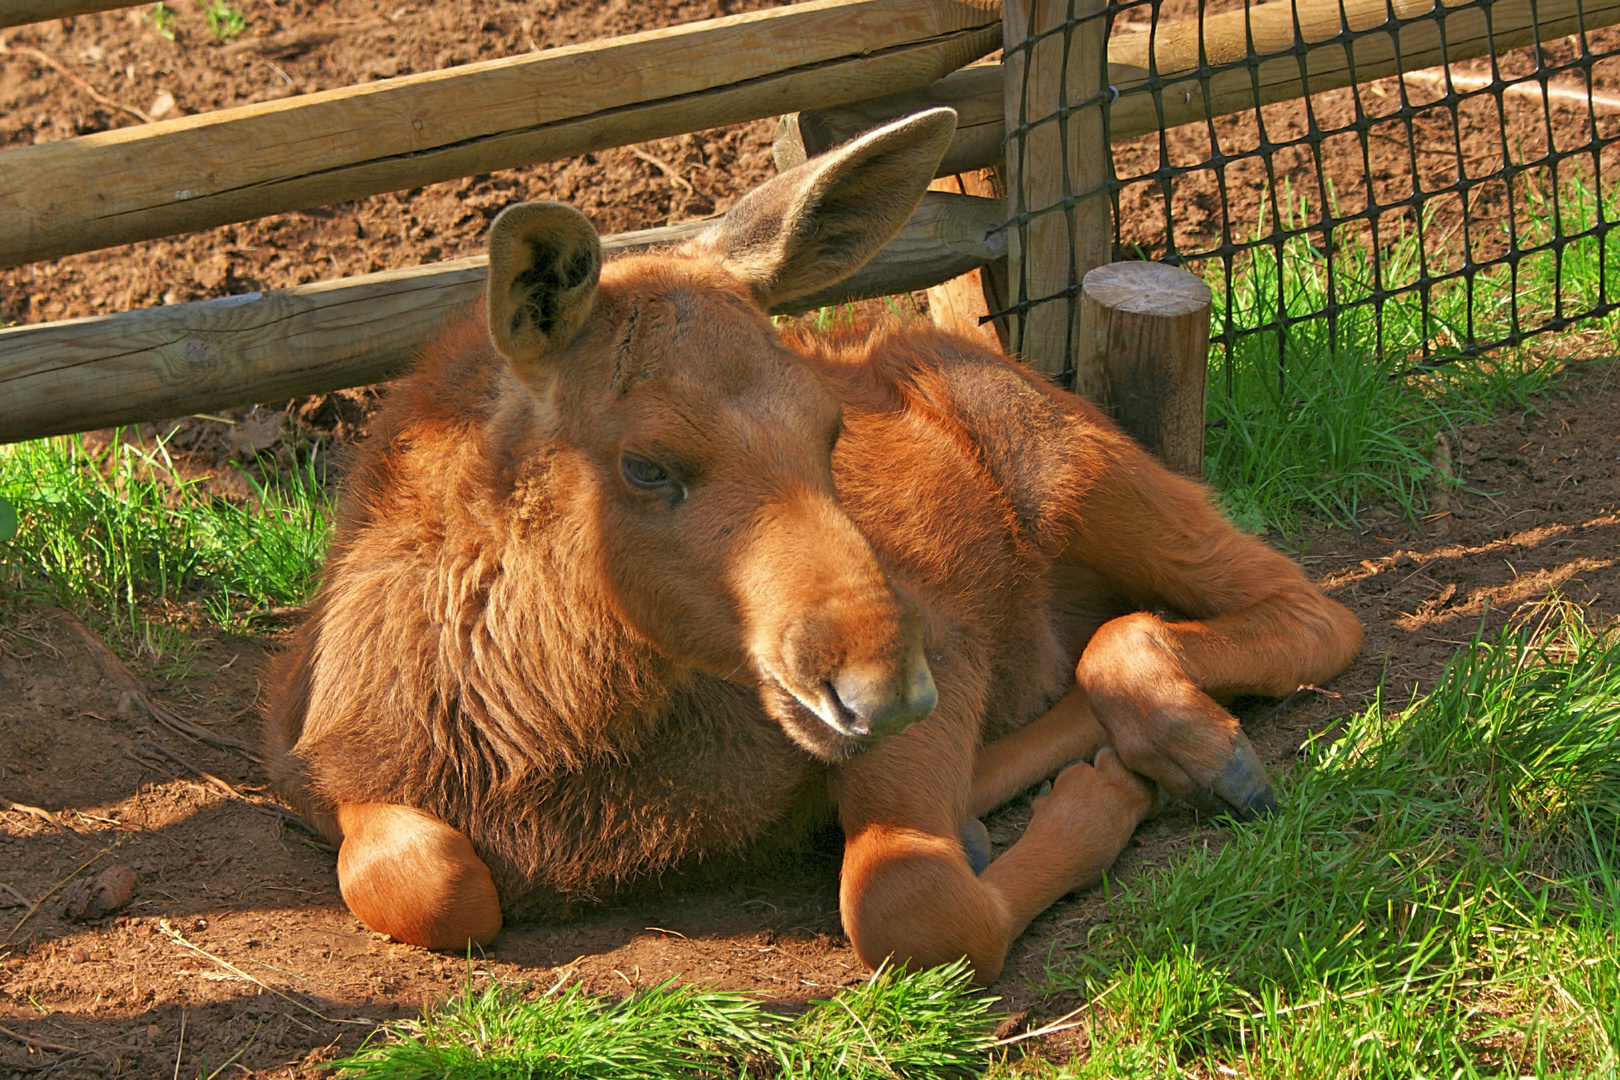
[[264, 110, 1362, 981]]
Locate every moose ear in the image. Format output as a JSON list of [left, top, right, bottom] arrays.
[[690, 107, 957, 309], [486, 201, 603, 369]]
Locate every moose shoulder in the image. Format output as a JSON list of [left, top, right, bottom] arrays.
[[263, 107, 1361, 984]]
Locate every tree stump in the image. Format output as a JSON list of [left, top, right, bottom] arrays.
[[1078, 262, 1212, 478]]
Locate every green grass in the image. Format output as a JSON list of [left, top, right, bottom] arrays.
[[1024, 602, 1620, 1078], [201, 0, 246, 43], [0, 431, 330, 634], [144, 1, 176, 41], [331, 961, 999, 1080], [1203, 170, 1620, 535]]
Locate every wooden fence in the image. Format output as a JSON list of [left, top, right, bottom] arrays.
[[3, 0, 1613, 443]]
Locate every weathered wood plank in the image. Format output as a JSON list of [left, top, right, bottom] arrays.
[[1002, 0, 1111, 382], [0, 0, 1001, 268], [0, 0, 139, 29], [777, 0, 1620, 173], [0, 193, 1004, 442]]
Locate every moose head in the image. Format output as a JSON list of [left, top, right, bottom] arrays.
[[480, 109, 959, 760]]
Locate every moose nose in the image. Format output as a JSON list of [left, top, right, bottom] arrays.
[[831, 658, 938, 738]]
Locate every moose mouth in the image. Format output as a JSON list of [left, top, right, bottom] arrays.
[[754, 661, 937, 762], [813, 677, 899, 740]]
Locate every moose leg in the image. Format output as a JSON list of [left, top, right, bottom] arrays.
[[836, 674, 1149, 985], [840, 748, 1148, 985], [334, 803, 502, 950], [967, 686, 1107, 819], [1053, 429, 1363, 816]]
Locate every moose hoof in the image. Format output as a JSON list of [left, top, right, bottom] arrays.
[[1206, 731, 1277, 821], [959, 818, 992, 875]]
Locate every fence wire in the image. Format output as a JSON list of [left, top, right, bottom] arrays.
[[999, 0, 1620, 390]]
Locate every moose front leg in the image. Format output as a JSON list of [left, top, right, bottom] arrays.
[[840, 750, 1149, 984], [834, 684, 1149, 985], [334, 803, 503, 950], [967, 685, 1107, 819]]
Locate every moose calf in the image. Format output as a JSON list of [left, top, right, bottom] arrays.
[[265, 107, 1361, 983]]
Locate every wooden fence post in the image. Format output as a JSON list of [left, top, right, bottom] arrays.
[[1077, 261, 1211, 478], [925, 168, 1008, 349], [1001, 0, 1112, 390]]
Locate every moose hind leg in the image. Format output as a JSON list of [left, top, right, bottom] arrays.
[[335, 803, 502, 950], [1049, 422, 1362, 818]]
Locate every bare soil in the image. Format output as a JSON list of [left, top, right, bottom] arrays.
[[3, 2, 1620, 1077], [2, 355, 1615, 1079]]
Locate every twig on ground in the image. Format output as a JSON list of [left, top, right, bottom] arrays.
[[0, 848, 112, 947], [0, 798, 54, 824], [123, 739, 333, 850], [990, 983, 1119, 1048], [157, 919, 373, 1026], [0, 1023, 74, 1054], [629, 147, 695, 193], [52, 608, 264, 764], [172, 1008, 186, 1080], [1401, 68, 1620, 113], [0, 882, 31, 906], [0, 41, 152, 123], [128, 739, 250, 802], [1252, 684, 1342, 729]]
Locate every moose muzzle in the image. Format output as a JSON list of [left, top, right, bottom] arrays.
[[826, 649, 938, 739]]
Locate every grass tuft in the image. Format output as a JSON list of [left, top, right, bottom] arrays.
[[332, 977, 772, 1079], [0, 432, 329, 632], [780, 961, 1000, 1078], [1036, 601, 1620, 1077], [332, 961, 999, 1080], [202, 0, 246, 43]]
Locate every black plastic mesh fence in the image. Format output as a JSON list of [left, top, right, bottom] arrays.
[[1000, 0, 1620, 389]]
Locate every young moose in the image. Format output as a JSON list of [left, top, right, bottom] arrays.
[[265, 108, 1361, 983]]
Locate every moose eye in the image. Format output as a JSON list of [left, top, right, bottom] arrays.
[[621, 456, 671, 489]]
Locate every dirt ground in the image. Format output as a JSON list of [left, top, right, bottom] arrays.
[[1, 354, 1614, 1078], [4, 1, 1620, 1077]]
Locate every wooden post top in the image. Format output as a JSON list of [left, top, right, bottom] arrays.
[[1081, 261, 1212, 319]]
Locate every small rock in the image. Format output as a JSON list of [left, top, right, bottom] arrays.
[[69, 946, 91, 964], [58, 866, 137, 921], [149, 90, 175, 119]]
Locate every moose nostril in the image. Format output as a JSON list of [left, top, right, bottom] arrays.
[[827, 672, 874, 735], [831, 662, 937, 738]]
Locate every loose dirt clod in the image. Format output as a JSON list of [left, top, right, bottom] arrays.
[[58, 866, 137, 921]]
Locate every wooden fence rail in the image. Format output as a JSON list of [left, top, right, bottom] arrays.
[[0, 1, 139, 29], [0, 193, 1003, 442], [0, 0, 1000, 269], [779, 0, 1620, 173]]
